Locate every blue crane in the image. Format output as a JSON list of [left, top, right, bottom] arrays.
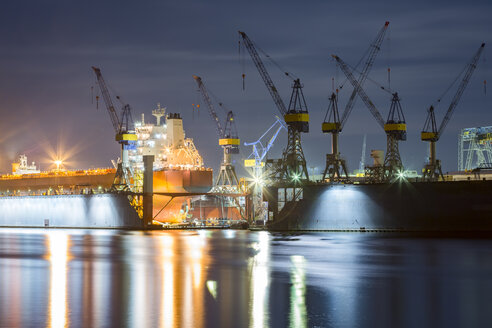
[[244, 116, 286, 220], [244, 116, 287, 175]]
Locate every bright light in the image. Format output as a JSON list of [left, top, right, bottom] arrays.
[[254, 176, 264, 186], [54, 160, 63, 170], [40, 136, 83, 170], [397, 171, 405, 179], [291, 173, 300, 182]]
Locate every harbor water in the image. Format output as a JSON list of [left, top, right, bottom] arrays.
[[0, 229, 491, 327]]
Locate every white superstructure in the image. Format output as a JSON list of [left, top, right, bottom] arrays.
[[12, 155, 41, 175], [128, 104, 203, 171]]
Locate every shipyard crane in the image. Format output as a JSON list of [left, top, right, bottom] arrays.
[[244, 117, 287, 220], [239, 31, 309, 184], [193, 75, 240, 192], [244, 116, 287, 172], [322, 21, 389, 181], [333, 55, 407, 182], [92, 66, 137, 191], [421, 43, 486, 181]]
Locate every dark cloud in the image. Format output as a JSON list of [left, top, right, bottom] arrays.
[[0, 0, 490, 175]]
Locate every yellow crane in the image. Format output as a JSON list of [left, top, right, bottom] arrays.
[[92, 66, 137, 191], [193, 75, 240, 191]]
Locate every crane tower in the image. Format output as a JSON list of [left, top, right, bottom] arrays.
[[333, 55, 407, 182]]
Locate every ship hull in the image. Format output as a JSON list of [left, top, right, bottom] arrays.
[[0, 171, 115, 194], [0, 169, 212, 194], [152, 169, 213, 222], [265, 180, 492, 232], [153, 169, 212, 193]]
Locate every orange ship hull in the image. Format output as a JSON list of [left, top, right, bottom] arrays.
[[152, 169, 213, 222], [0, 169, 116, 195]]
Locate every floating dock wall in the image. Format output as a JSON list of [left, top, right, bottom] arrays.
[[0, 193, 143, 229], [266, 180, 492, 231]]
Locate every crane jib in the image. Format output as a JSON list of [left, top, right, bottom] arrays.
[[91, 66, 134, 138], [436, 43, 486, 139], [340, 21, 390, 129], [238, 31, 288, 116]]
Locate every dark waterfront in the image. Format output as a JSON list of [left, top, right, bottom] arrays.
[[1, 229, 492, 328]]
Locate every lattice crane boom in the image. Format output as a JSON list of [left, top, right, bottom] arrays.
[[436, 43, 485, 140], [238, 31, 287, 115], [332, 55, 385, 128], [92, 66, 121, 134], [193, 75, 224, 138], [244, 116, 286, 164], [340, 21, 389, 129]]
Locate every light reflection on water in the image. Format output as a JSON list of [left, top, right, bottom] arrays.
[[249, 231, 270, 328], [47, 231, 69, 328], [289, 255, 306, 328], [159, 235, 174, 328], [1, 229, 492, 327]]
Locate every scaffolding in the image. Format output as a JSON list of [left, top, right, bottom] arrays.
[[458, 126, 492, 171]]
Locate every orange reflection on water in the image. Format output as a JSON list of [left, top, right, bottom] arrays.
[[158, 232, 209, 328], [184, 232, 208, 327], [46, 231, 70, 328]]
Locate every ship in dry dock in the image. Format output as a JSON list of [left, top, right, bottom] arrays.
[[0, 104, 213, 227]]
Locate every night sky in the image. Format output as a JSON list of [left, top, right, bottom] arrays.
[[0, 0, 490, 176]]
